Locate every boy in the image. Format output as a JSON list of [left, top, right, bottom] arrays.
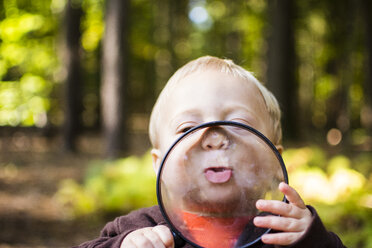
[[74, 56, 346, 248]]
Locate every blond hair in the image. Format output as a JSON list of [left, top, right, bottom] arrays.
[[149, 56, 282, 148]]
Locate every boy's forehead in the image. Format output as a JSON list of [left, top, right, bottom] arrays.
[[161, 69, 267, 121], [169, 69, 254, 96], [172, 69, 262, 100]]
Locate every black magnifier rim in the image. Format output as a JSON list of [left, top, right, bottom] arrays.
[[156, 121, 288, 248]]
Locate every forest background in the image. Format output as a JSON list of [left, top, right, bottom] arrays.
[[0, 0, 372, 247]]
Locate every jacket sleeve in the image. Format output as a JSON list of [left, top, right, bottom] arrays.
[[285, 205, 347, 248], [71, 206, 167, 248]]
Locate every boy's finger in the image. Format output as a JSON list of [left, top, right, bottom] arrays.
[[122, 239, 137, 248], [152, 225, 174, 248], [256, 199, 304, 219], [260, 232, 301, 246], [143, 229, 166, 248], [279, 182, 306, 209], [254, 215, 304, 232], [130, 233, 154, 248]]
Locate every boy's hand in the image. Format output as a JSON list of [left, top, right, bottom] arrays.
[[253, 182, 312, 246], [121, 225, 174, 248]]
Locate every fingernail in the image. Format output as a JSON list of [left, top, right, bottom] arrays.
[[261, 234, 270, 243], [279, 182, 286, 188], [253, 217, 263, 226], [256, 199, 265, 208]]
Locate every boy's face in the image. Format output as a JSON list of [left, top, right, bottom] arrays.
[[153, 69, 281, 215]]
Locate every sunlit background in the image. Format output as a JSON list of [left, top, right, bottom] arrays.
[[0, 0, 371, 247]]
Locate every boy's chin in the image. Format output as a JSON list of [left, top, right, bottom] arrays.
[[180, 190, 257, 216]]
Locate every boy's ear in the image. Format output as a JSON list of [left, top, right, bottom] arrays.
[[275, 145, 284, 155], [151, 148, 162, 173]]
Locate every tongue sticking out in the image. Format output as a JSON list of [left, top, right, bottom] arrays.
[[204, 168, 232, 183]]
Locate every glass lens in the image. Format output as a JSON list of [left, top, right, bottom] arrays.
[[157, 122, 287, 248]]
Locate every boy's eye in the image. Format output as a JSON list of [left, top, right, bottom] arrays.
[[176, 124, 195, 134], [180, 126, 193, 133], [175, 120, 198, 134]]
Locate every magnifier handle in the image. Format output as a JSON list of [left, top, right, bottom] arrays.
[[172, 231, 186, 248]]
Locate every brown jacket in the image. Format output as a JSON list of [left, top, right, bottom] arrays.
[[73, 205, 346, 248]]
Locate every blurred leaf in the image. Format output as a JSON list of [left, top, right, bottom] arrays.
[[56, 151, 157, 216]]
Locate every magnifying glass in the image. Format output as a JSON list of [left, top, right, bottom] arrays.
[[156, 121, 288, 248]]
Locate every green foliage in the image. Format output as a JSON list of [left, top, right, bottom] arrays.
[[55, 152, 157, 217], [284, 147, 372, 248], [0, 0, 371, 144], [0, 74, 52, 126], [0, 0, 59, 126], [81, 0, 104, 53], [284, 147, 370, 204]]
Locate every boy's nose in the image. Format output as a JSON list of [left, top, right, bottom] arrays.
[[201, 128, 229, 150]]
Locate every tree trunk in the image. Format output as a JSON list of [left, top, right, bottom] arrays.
[[0, 0, 4, 19], [266, 0, 298, 141], [63, 0, 83, 152], [361, 0, 372, 134], [101, 0, 130, 158], [324, 0, 354, 142], [169, 0, 189, 68]]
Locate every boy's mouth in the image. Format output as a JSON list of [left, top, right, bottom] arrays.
[[204, 167, 232, 183]]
